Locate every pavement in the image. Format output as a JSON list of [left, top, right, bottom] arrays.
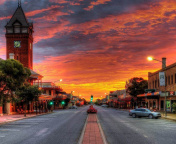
[[0, 106, 88, 144], [0, 113, 47, 125], [82, 114, 104, 144], [97, 106, 176, 144]]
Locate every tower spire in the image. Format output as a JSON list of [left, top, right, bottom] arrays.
[[18, 0, 21, 7]]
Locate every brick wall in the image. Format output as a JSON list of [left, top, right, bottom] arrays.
[[6, 34, 33, 70], [148, 64, 176, 91]]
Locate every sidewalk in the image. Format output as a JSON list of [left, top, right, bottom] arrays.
[[82, 114, 104, 144], [0, 112, 52, 125], [161, 112, 176, 121]]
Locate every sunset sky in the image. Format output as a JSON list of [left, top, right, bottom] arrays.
[[0, 0, 176, 100]]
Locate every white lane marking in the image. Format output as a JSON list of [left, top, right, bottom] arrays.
[[13, 122, 39, 124], [1, 125, 31, 128], [0, 129, 20, 131], [36, 128, 48, 136], [0, 135, 5, 138]]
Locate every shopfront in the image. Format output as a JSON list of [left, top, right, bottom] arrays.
[[137, 92, 160, 110]]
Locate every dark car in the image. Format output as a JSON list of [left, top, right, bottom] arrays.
[[129, 108, 161, 119]]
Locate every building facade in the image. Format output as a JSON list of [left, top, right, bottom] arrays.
[[138, 58, 176, 112], [5, 3, 33, 70]]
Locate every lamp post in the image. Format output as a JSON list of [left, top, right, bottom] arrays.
[[147, 56, 167, 117]]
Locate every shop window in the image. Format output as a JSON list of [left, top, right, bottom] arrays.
[[171, 75, 173, 84], [161, 100, 164, 109], [43, 90, 46, 94]]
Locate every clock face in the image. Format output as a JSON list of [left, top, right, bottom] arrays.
[[14, 41, 21, 48]]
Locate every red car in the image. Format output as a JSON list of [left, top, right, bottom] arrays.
[[87, 105, 97, 113]]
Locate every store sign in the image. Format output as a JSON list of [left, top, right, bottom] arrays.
[[170, 91, 174, 96], [160, 92, 169, 97], [159, 72, 165, 86]]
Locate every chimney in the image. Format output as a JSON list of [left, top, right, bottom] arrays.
[[162, 57, 166, 69]]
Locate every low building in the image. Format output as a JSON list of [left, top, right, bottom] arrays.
[[137, 58, 176, 112]]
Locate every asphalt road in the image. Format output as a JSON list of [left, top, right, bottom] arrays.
[[0, 106, 88, 144], [97, 106, 176, 144]]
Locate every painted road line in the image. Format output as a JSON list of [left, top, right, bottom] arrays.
[[1, 125, 31, 128], [0, 129, 20, 131], [36, 128, 49, 136], [0, 135, 5, 138], [97, 115, 108, 144]]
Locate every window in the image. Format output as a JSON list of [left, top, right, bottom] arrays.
[[49, 90, 51, 95], [43, 90, 46, 94], [153, 81, 154, 89], [13, 22, 21, 33], [149, 82, 151, 89], [7, 28, 13, 33], [166, 76, 167, 86], [9, 53, 14, 59], [175, 73, 176, 83], [22, 28, 28, 33], [158, 79, 159, 87], [168, 76, 170, 85], [17, 56, 18, 60], [155, 80, 157, 88], [171, 75, 173, 84]]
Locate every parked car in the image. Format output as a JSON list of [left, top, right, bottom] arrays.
[[101, 104, 108, 108], [69, 106, 78, 109], [129, 108, 161, 119]]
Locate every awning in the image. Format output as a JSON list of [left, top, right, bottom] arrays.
[[137, 92, 161, 97]]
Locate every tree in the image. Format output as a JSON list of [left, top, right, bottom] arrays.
[[16, 84, 42, 117], [0, 59, 31, 107], [126, 77, 148, 97]]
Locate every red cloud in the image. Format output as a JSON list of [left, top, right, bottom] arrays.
[[84, 0, 111, 11]]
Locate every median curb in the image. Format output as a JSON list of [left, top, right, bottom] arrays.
[[96, 115, 108, 144], [78, 114, 88, 144]]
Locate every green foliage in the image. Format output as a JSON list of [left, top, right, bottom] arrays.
[[0, 59, 31, 102], [16, 83, 42, 103], [172, 103, 176, 113], [126, 77, 148, 97]]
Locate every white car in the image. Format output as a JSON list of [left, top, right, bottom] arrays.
[[101, 104, 108, 108], [69, 106, 78, 109]]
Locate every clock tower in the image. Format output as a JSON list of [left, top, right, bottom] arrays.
[[5, 2, 34, 70]]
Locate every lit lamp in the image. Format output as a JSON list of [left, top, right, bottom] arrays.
[[147, 56, 167, 117]]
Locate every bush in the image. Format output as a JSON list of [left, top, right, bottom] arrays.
[[172, 103, 176, 113]]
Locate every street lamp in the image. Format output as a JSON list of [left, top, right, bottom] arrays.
[[147, 56, 167, 117]]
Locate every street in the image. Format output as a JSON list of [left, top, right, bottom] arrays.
[[0, 106, 176, 144], [97, 106, 176, 144], [0, 106, 87, 144]]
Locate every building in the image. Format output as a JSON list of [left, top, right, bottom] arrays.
[[1, 2, 43, 115], [138, 58, 176, 112]]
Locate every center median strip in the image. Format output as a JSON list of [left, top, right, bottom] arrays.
[[79, 114, 108, 144]]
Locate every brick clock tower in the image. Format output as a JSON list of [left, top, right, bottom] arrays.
[[5, 1, 33, 70]]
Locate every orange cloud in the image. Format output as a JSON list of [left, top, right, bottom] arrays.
[[84, 0, 111, 10]]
